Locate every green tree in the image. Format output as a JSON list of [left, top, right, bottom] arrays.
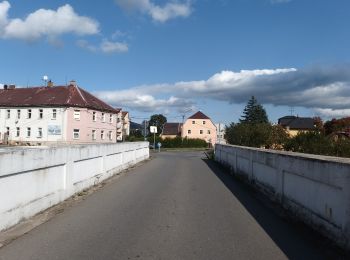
[[240, 96, 269, 124], [149, 114, 167, 135]]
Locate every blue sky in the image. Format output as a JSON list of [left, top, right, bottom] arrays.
[[1, 0, 350, 125]]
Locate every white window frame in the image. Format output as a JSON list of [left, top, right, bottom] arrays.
[[188, 130, 191, 134], [102, 113, 105, 122], [93, 112, 96, 121], [52, 109, 57, 119], [6, 109, 10, 119], [38, 127, 43, 138], [192, 120, 195, 124], [207, 130, 211, 134], [101, 130, 105, 140], [200, 130, 203, 134], [108, 131, 113, 140], [109, 114, 113, 123], [27, 127, 31, 137], [16, 127, 20, 137], [203, 121, 206, 125], [17, 109, 21, 119], [73, 129, 80, 139], [27, 109, 32, 119], [74, 110, 80, 120], [39, 109, 43, 119], [92, 130, 96, 140]]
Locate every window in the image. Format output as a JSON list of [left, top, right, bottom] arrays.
[[188, 130, 191, 134], [16, 127, 20, 137], [38, 128, 42, 138], [101, 130, 105, 140], [200, 130, 203, 134], [109, 114, 113, 123], [192, 120, 195, 124], [108, 131, 113, 140], [27, 127, 31, 137], [6, 127, 9, 136], [27, 109, 32, 119], [52, 109, 57, 119], [92, 130, 96, 140], [6, 109, 10, 119], [207, 130, 211, 134], [102, 113, 105, 122], [73, 129, 80, 139], [203, 121, 206, 125], [74, 110, 80, 120], [39, 109, 43, 119], [17, 110, 21, 119], [92, 112, 96, 121]]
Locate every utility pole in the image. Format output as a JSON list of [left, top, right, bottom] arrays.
[[144, 120, 147, 141]]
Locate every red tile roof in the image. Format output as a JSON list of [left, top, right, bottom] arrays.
[[0, 84, 118, 113], [188, 111, 210, 120]]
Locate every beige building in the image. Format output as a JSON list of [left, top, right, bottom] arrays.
[[160, 123, 182, 139], [122, 111, 130, 140], [182, 111, 217, 147], [278, 116, 315, 137]]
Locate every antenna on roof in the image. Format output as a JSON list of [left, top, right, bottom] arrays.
[[42, 75, 49, 86]]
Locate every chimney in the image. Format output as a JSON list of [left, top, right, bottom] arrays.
[[47, 80, 54, 87], [69, 80, 77, 87]]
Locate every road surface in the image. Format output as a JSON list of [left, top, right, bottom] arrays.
[[0, 151, 341, 259]]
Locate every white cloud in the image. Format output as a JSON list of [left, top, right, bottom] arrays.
[[77, 39, 128, 54], [95, 65, 350, 119], [0, 1, 99, 41], [115, 0, 192, 22]]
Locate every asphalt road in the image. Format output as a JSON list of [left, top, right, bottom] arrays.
[[0, 151, 340, 259]]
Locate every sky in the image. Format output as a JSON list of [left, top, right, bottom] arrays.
[[1, 0, 350, 125]]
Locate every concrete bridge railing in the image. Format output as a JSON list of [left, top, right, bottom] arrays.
[[0, 142, 149, 232], [215, 144, 350, 250]]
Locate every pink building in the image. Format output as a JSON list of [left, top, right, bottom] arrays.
[[181, 111, 217, 147], [0, 81, 119, 145]]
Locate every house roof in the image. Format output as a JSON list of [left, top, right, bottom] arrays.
[[162, 123, 182, 136], [278, 116, 315, 130], [0, 84, 118, 113], [122, 111, 129, 117], [188, 111, 210, 120]]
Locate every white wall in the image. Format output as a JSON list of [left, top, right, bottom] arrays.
[[0, 142, 149, 232], [215, 144, 350, 250]]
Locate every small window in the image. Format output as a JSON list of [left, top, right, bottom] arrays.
[[102, 113, 105, 122], [207, 130, 211, 134], [188, 130, 191, 134], [108, 131, 113, 140], [203, 121, 206, 125], [27, 127, 31, 137], [74, 110, 80, 120], [101, 130, 105, 140], [16, 127, 20, 137], [93, 112, 96, 121], [52, 109, 57, 119], [39, 109, 43, 119], [92, 130, 96, 140], [192, 120, 195, 124], [200, 130, 203, 134], [38, 128, 43, 138], [6, 109, 10, 119], [17, 110, 21, 119], [6, 127, 9, 136], [27, 109, 32, 119], [73, 129, 80, 139], [109, 114, 113, 123]]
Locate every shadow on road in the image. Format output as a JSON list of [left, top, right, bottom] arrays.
[[202, 158, 347, 260]]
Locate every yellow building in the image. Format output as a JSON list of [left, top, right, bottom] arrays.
[[278, 116, 315, 137]]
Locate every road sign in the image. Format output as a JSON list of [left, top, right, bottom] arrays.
[[150, 126, 157, 133]]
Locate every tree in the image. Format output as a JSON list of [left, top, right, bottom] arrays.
[[148, 114, 167, 135], [240, 96, 269, 124]]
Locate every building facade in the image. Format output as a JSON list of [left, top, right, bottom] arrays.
[[181, 111, 217, 147], [278, 116, 315, 137], [160, 123, 183, 139], [0, 81, 119, 145], [122, 111, 130, 140]]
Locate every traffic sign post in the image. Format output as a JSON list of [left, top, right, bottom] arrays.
[[150, 126, 157, 151]]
